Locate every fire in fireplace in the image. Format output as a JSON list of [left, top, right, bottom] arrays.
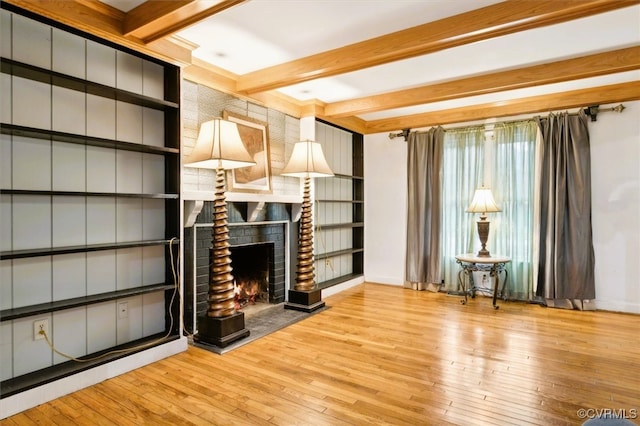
[[230, 243, 272, 310]]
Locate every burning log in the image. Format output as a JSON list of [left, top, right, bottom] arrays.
[[234, 279, 259, 310]]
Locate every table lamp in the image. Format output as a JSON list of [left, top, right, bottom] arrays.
[[467, 186, 501, 257]]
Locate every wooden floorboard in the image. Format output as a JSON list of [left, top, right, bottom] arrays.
[[3, 283, 639, 425]]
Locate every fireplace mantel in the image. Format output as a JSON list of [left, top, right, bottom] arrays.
[[183, 190, 301, 204], [183, 190, 303, 227]]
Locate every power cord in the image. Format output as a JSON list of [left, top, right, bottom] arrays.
[[39, 237, 181, 362], [314, 199, 335, 273], [174, 239, 194, 340]]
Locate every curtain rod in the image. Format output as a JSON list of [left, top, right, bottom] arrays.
[[387, 103, 626, 141]]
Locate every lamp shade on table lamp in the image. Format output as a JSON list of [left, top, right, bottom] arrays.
[[184, 118, 255, 170]]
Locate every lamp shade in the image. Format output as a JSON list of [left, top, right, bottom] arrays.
[[281, 140, 333, 178], [184, 118, 255, 170], [467, 187, 501, 214]]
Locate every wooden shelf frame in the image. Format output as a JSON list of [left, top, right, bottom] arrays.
[[316, 272, 364, 290], [316, 199, 364, 204], [1, 58, 179, 110], [316, 222, 364, 231], [315, 247, 364, 261], [330, 173, 364, 180], [314, 125, 364, 287], [0, 4, 182, 397], [0, 189, 179, 199], [0, 239, 179, 260], [0, 283, 176, 322], [0, 123, 180, 155], [0, 333, 181, 399]]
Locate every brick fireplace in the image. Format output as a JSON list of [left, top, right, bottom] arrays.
[[183, 201, 296, 334]]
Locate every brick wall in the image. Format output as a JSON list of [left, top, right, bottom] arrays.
[[181, 79, 301, 196], [183, 201, 296, 333]]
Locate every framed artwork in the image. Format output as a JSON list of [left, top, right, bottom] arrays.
[[223, 110, 272, 193]]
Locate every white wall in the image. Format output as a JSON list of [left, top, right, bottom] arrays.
[[364, 101, 640, 313], [590, 100, 640, 313], [363, 133, 407, 286]]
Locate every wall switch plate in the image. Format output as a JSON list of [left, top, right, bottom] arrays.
[[34, 319, 49, 341], [118, 302, 128, 319]]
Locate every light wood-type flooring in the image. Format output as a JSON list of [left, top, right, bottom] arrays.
[[3, 283, 639, 425]]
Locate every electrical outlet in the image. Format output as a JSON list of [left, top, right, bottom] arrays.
[[118, 302, 128, 319], [33, 319, 48, 341]]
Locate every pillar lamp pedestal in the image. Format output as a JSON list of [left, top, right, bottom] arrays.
[[184, 117, 257, 350], [285, 288, 325, 313], [194, 312, 250, 348]]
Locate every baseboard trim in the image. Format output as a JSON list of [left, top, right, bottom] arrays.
[[363, 274, 403, 286], [321, 276, 365, 298], [0, 337, 188, 419], [594, 300, 640, 314]]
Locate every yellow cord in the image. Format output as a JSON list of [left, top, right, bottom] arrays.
[[40, 238, 181, 362]]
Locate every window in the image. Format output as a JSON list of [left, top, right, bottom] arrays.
[[441, 121, 536, 299]]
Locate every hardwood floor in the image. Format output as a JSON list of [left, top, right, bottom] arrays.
[[3, 283, 639, 425]]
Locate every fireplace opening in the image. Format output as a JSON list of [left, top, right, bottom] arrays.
[[231, 243, 274, 311]]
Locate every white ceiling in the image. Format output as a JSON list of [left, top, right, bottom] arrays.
[[102, 0, 640, 122]]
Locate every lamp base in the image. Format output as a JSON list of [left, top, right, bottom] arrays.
[[476, 249, 491, 257], [194, 312, 250, 348], [284, 289, 325, 313], [476, 218, 492, 258]]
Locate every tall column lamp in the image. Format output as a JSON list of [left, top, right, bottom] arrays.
[[184, 118, 255, 347], [282, 140, 333, 312], [467, 186, 501, 257]]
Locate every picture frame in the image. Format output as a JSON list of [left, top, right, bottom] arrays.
[[223, 110, 272, 193]]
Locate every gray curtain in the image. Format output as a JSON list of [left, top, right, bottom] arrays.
[[406, 127, 444, 290], [535, 111, 595, 308]]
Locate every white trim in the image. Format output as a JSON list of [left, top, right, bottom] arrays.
[[0, 338, 188, 419], [595, 300, 640, 314], [364, 275, 403, 286], [321, 276, 365, 298]]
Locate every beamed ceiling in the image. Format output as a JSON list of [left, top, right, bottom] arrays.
[[6, 0, 640, 135]]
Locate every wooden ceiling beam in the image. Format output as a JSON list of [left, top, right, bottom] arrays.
[[183, 59, 304, 122], [183, 59, 367, 134], [325, 46, 640, 118], [237, 0, 639, 94], [5, 0, 638, 137], [5, 0, 124, 36], [124, 0, 246, 44], [123, 1, 194, 38], [364, 81, 640, 134], [3, 0, 194, 65]]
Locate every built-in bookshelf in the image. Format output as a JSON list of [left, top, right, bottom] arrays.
[[314, 121, 364, 288], [0, 3, 180, 397]]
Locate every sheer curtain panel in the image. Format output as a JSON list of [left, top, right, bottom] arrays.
[[491, 121, 537, 300], [441, 127, 485, 292]]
